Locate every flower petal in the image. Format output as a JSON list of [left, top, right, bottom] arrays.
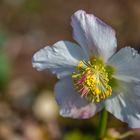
[[54, 77, 103, 119], [108, 47, 140, 82], [32, 41, 87, 79], [71, 10, 117, 61], [105, 82, 140, 128]]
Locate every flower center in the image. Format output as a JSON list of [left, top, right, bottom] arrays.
[[72, 57, 113, 103]]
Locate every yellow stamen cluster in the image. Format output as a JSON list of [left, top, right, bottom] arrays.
[[72, 58, 112, 103]]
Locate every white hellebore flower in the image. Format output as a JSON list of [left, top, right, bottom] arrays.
[[32, 10, 140, 128]]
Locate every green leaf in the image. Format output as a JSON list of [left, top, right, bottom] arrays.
[[0, 53, 11, 89]]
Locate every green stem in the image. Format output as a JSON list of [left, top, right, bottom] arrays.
[[96, 109, 108, 140]]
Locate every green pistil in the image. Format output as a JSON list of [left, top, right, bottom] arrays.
[[72, 57, 116, 103]]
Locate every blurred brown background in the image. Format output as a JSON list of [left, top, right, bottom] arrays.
[[0, 0, 140, 140]]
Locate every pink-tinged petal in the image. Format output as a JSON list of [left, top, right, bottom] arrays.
[[55, 77, 103, 119], [108, 47, 140, 82], [105, 82, 140, 128], [32, 41, 87, 79], [71, 10, 117, 61]]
